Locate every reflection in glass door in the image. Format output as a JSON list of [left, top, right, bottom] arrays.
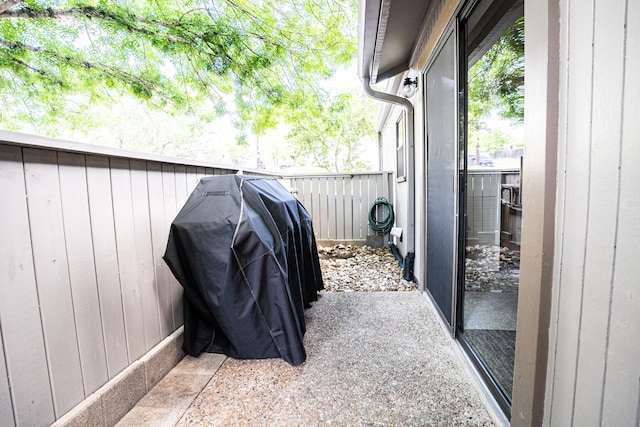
[[458, 0, 524, 414]]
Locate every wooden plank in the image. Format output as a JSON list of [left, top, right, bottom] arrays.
[[289, 178, 299, 203], [336, 177, 346, 240], [291, 178, 301, 205], [376, 174, 388, 238], [375, 173, 384, 199], [362, 175, 371, 239], [147, 163, 174, 337], [548, 0, 595, 423], [85, 155, 129, 378], [23, 148, 84, 416], [312, 178, 322, 240], [110, 158, 146, 362], [293, 178, 301, 207], [57, 152, 108, 395], [162, 163, 182, 329], [352, 175, 368, 239], [0, 145, 55, 426], [130, 160, 161, 350], [304, 178, 313, 216], [327, 177, 336, 240], [171, 165, 186, 327], [382, 172, 390, 200], [175, 164, 188, 208], [344, 177, 354, 240], [186, 166, 198, 196], [361, 175, 371, 237], [196, 166, 206, 182], [572, 1, 626, 423], [0, 327, 15, 426], [601, 0, 640, 423]]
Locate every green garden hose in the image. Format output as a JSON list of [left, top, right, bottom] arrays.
[[368, 197, 394, 235]]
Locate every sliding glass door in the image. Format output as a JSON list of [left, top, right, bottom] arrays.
[[425, 30, 458, 328], [422, 0, 524, 417], [457, 0, 524, 416]]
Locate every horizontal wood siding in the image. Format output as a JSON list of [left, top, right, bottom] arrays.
[[0, 136, 238, 426], [546, 0, 640, 424]]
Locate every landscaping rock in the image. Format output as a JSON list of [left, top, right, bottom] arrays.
[[317, 245, 418, 292]]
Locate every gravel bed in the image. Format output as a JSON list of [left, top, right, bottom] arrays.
[[317, 243, 519, 293], [317, 244, 417, 292], [464, 244, 520, 293]]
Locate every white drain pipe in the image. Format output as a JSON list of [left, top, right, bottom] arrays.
[[362, 76, 415, 280]]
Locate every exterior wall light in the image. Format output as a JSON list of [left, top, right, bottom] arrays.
[[402, 77, 418, 98]]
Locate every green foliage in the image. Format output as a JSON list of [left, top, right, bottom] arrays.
[[0, 0, 357, 133], [467, 16, 523, 154], [285, 91, 376, 172], [468, 126, 513, 153], [468, 17, 523, 124]]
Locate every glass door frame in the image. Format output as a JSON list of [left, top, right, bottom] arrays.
[[454, 0, 522, 418]]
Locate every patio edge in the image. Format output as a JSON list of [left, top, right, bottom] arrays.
[[51, 327, 185, 427]]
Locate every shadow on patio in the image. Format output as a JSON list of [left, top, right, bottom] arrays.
[[117, 290, 499, 426]]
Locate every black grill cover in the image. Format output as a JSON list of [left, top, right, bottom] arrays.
[[163, 175, 323, 366]]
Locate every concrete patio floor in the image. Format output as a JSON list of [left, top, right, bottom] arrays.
[[117, 291, 504, 426]]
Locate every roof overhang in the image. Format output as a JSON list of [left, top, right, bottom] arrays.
[[358, 0, 434, 84]]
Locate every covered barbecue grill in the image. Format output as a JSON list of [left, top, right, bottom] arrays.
[[163, 175, 324, 366]]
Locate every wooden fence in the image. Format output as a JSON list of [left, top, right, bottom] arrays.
[[465, 169, 521, 246], [287, 172, 395, 244], [0, 131, 392, 426]]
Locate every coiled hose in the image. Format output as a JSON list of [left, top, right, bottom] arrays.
[[368, 197, 394, 235]]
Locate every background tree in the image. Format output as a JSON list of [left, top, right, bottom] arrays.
[[467, 16, 524, 156], [0, 0, 356, 136], [468, 16, 524, 125], [285, 91, 376, 172]]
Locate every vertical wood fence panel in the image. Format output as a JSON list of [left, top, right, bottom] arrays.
[[0, 144, 55, 426], [311, 178, 322, 238], [0, 328, 15, 426], [86, 155, 129, 378], [110, 158, 146, 363], [360, 175, 371, 239], [327, 178, 336, 240], [466, 171, 500, 245], [344, 178, 354, 239], [162, 164, 182, 329], [58, 152, 109, 396], [186, 166, 198, 195], [147, 162, 175, 338], [23, 148, 85, 417], [175, 164, 188, 208], [130, 161, 162, 351], [355, 176, 363, 240], [288, 173, 394, 243]]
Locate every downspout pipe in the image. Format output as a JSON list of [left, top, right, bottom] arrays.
[[362, 76, 415, 281]]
